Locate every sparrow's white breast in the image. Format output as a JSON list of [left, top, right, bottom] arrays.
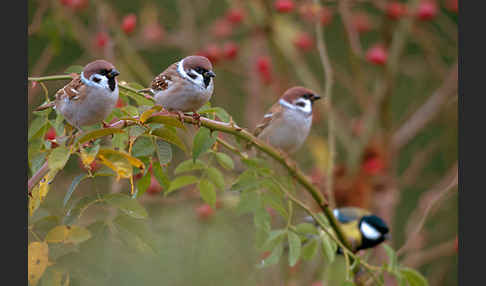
[[154, 79, 213, 112]]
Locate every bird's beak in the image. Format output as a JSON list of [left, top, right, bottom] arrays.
[[204, 71, 216, 78], [109, 69, 120, 78], [312, 95, 322, 101]]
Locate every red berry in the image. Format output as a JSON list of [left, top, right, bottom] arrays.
[[70, 0, 89, 10], [122, 14, 137, 35], [274, 0, 295, 13], [222, 42, 239, 60], [44, 127, 57, 141], [203, 44, 222, 64], [146, 175, 163, 195], [225, 8, 245, 24], [31, 81, 38, 89], [142, 23, 165, 43], [294, 32, 314, 52], [386, 2, 408, 20], [116, 98, 126, 108], [319, 7, 333, 26], [60, 0, 73, 7], [366, 44, 388, 65], [417, 1, 437, 21], [95, 32, 109, 48], [195, 204, 214, 220], [352, 12, 372, 33], [256, 56, 273, 84], [445, 0, 458, 13], [362, 156, 385, 175], [211, 18, 233, 38]]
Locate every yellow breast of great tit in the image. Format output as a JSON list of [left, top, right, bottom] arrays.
[[339, 220, 363, 252]]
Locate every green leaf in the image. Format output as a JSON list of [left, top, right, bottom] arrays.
[[48, 146, 71, 171], [64, 65, 83, 74], [127, 125, 145, 137], [131, 135, 155, 158], [145, 115, 185, 129], [166, 175, 198, 194], [45, 225, 92, 244], [174, 159, 206, 175], [341, 281, 356, 286], [206, 167, 225, 190], [112, 133, 129, 151], [258, 242, 283, 268], [288, 231, 302, 267], [198, 179, 216, 207], [320, 230, 336, 264], [151, 127, 187, 153], [301, 239, 318, 261], [120, 85, 154, 106], [113, 214, 156, 254], [63, 174, 88, 207], [383, 244, 398, 273], [135, 171, 152, 198], [262, 229, 287, 250], [63, 195, 101, 225], [152, 163, 171, 190], [103, 193, 148, 219], [192, 127, 217, 162], [215, 152, 234, 170], [77, 128, 125, 144], [400, 267, 429, 286], [154, 139, 172, 165], [28, 116, 48, 141], [139, 106, 162, 123], [262, 191, 288, 220], [199, 107, 231, 122], [296, 223, 319, 235]]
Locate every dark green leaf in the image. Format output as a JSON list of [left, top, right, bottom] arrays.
[[77, 128, 124, 144], [152, 163, 171, 190], [48, 146, 71, 171], [215, 152, 234, 170], [192, 127, 217, 162], [151, 127, 187, 153], [166, 175, 198, 194], [400, 267, 429, 286], [198, 179, 216, 207], [174, 159, 206, 175], [103, 193, 148, 219], [63, 174, 88, 207], [135, 171, 152, 198], [288, 231, 302, 267], [301, 239, 319, 261], [155, 139, 172, 165], [131, 136, 155, 158]]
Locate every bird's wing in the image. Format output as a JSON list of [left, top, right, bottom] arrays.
[[55, 74, 86, 102], [150, 62, 179, 92], [253, 101, 284, 138], [334, 207, 371, 224]]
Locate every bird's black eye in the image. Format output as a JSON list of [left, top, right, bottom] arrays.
[[188, 72, 198, 79], [296, 102, 306, 107], [93, 77, 101, 83]]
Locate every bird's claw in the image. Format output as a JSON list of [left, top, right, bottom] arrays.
[[191, 112, 202, 128]]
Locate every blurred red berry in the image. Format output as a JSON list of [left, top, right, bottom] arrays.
[[142, 23, 165, 43], [275, 0, 295, 13], [60, 0, 72, 7], [416, 1, 437, 21], [211, 18, 233, 38], [31, 81, 38, 89], [122, 14, 137, 35], [366, 44, 388, 65], [445, 0, 458, 13], [362, 156, 385, 175], [311, 282, 324, 286], [261, 251, 271, 260], [195, 204, 214, 220], [319, 7, 333, 26], [215, 199, 223, 209], [95, 32, 109, 48], [203, 44, 222, 64], [225, 8, 245, 24], [44, 127, 57, 141], [146, 175, 163, 195], [256, 56, 273, 84], [386, 2, 408, 20], [222, 42, 239, 60], [352, 12, 372, 33], [70, 0, 89, 10], [294, 32, 314, 52], [78, 157, 101, 172], [116, 98, 126, 108]]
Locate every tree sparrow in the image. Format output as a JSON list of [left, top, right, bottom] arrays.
[[253, 86, 321, 154], [36, 60, 120, 129], [143, 55, 216, 121]]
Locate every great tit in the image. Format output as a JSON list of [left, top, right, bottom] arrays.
[[305, 207, 390, 253]]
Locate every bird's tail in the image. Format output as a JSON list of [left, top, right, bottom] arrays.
[[35, 101, 55, 111]]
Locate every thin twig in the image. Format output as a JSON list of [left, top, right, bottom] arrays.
[[401, 238, 456, 268]]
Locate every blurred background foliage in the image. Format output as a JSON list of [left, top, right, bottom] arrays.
[[28, 0, 457, 285]]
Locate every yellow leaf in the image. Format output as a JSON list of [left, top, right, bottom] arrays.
[[139, 105, 162, 123], [98, 149, 145, 170], [98, 154, 132, 180], [28, 241, 49, 286], [29, 170, 58, 216], [45, 225, 92, 244]]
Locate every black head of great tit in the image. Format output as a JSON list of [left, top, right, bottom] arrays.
[[305, 207, 390, 253]]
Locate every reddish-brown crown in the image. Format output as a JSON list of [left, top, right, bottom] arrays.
[[83, 60, 116, 78], [182, 55, 214, 72], [281, 86, 317, 103]]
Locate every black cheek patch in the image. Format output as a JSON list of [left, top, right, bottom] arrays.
[[188, 72, 198, 80], [108, 78, 116, 91], [203, 76, 211, 88]]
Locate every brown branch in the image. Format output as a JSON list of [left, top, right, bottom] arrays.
[[392, 63, 458, 149], [401, 238, 457, 268], [399, 142, 440, 188]]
